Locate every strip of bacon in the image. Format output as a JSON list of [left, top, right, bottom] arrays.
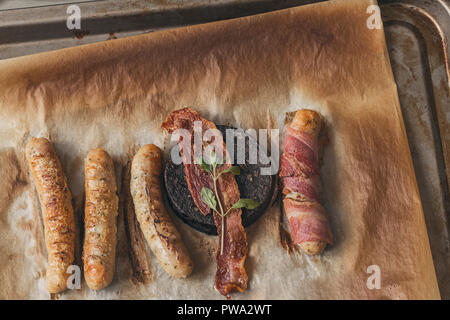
[[280, 109, 333, 253], [279, 153, 318, 178], [162, 107, 248, 295], [282, 176, 319, 201], [283, 199, 332, 244], [161, 107, 216, 215]]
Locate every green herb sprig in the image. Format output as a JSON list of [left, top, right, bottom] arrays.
[[199, 152, 260, 255]]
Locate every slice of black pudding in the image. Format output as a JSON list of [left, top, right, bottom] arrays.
[[164, 125, 276, 235]]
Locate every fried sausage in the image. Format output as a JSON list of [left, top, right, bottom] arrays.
[[280, 110, 333, 255], [293, 111, 329, 255], [25, 137, 75, 293], [122, 162, 153, 284], [130, 144, 193, 278], [83, 149, 118, 290]]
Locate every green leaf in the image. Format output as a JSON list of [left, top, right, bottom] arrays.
[[201, 187, 217, 211], [220, 165, 240, 176], [209, 151, 217, 166], [197, 157, 212, 173], [231, 198, 260, 210]]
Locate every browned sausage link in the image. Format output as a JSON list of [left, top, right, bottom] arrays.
[[131, 144, 193, 278], [83, 149, 118, 290], [25, 138, 75, 293], [122, 162, 153, 284]]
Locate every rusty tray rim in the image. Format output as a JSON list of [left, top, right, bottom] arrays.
[[381, 0, 450, 207]]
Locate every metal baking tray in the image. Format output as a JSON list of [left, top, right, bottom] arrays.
[[1, 0, 449, 299]]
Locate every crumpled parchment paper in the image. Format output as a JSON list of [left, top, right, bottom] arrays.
[[0, 0, 440, 299]]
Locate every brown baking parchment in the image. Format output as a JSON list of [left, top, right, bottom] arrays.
[[0, 0, 440, 299]]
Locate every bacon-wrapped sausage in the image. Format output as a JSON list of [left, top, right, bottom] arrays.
[[280, 110, 332, 255]]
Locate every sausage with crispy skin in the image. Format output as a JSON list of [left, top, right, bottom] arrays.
[[83, 149, 118, 290], [130, 144, 193, 278], [25, 137, 76, 293]]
